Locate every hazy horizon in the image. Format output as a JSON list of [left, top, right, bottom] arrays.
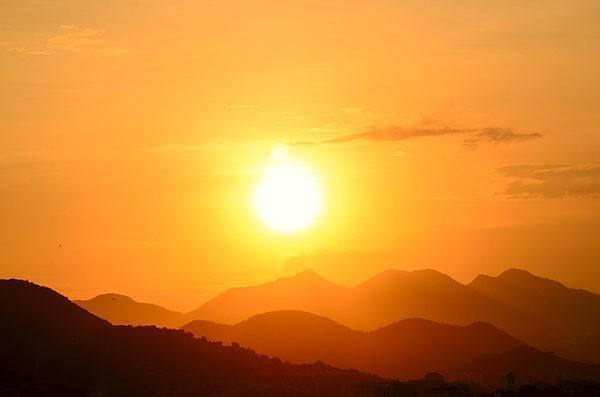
[[65, 264, 596, 312], [2, 1, 600, 312]]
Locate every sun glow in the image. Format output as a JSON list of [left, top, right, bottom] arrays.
[[252, 148, 323, 233]]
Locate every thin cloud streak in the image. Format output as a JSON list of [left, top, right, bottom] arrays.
[[293, 125, 541, 148], [500, 164, 600, 198], [3, 25, 131, 56]]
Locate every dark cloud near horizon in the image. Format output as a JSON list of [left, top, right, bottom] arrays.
[[292, 126, 541, 148], [500, 164, 600, 198]]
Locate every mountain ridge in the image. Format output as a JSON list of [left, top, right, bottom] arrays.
[[75, 267, 600, 363], [183, 309, 526, 380], [74, 292, 185, 328]]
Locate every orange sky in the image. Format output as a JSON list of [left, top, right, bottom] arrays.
[[2, 1, 600, 310]]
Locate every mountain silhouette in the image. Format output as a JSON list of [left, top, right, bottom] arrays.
[[184, 269, 348, 324], [186, 269, 518, 329], [453, 346, 600, 389], [183, 310, 525, 379], [181, 268, 600, 364], [74, 293, 185, 328], [77, 268, 600, 365], [0, 279, 386, 397], [344, 269, 522, 330], [470, 268, 600, 363]]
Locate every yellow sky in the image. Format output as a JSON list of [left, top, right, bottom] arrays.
[[2, 1, 600, 309]]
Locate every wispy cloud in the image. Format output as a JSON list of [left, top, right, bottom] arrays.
[[3, 25, 131, 56], [47, 25, 131, 55], [500, 164, 600, 198], [462, 128, 542, 148], [292, 125, 541, 148]]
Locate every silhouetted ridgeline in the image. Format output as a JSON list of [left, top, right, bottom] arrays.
[[185, 268, 600, 364], [0, 279, 385, 397], [183, 310, 526, 380], [77, 268, 600, 366], [2, 279, 599, 397], [183, 310, 600, 388], [469, 269, 600, 364]]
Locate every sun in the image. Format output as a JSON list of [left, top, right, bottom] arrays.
[[252, 147, 323, 233]]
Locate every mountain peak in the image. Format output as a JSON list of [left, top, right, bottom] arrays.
[[293, 268, 322, 280], [469, 273, 493, 286], [241, 310, 352, 331], [498, 267, 534, 279], [357, 268, 459, 290], [470, 268, 566, 291], [276, 269, 341, 288], [497, 268, 565, 288], [0, 278, 109, 330], [74, 291, 183, 327], [410, 268, 457, 282], [244, 309, 335, 322], [87, 293, 136, 303], [1, 278, 70, 304]]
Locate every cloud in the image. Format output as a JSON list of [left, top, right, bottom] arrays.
[[3, 25, 131, 56], [500, 164, 600, 198], [47, 25, 131, 55], [292, 125, 541, 148], [462, 128, 542, 148]]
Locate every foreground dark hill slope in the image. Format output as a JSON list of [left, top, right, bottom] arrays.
[[0, 279, 384, 397], [74, 293, 185, 328], [470, 268, 600, 363], [183, 310, 525, 379], [453, 346, 600, 389]]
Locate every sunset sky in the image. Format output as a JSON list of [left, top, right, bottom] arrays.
[[2, 0, 600, 310]]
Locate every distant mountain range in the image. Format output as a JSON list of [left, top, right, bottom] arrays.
[[75, 268, 600, 364], [183, 310, 526, 380], [469, 269, 600, 363], [0, 279, 384, 397], [3, 278, 600, 393]]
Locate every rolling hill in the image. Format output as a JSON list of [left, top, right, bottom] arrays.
[[183, 310, 526, 379], [183, 310, 600, 387], [74, 293, 185, 328]]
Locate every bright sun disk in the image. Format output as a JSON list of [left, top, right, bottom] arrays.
[[252, 151, 323, 233]]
